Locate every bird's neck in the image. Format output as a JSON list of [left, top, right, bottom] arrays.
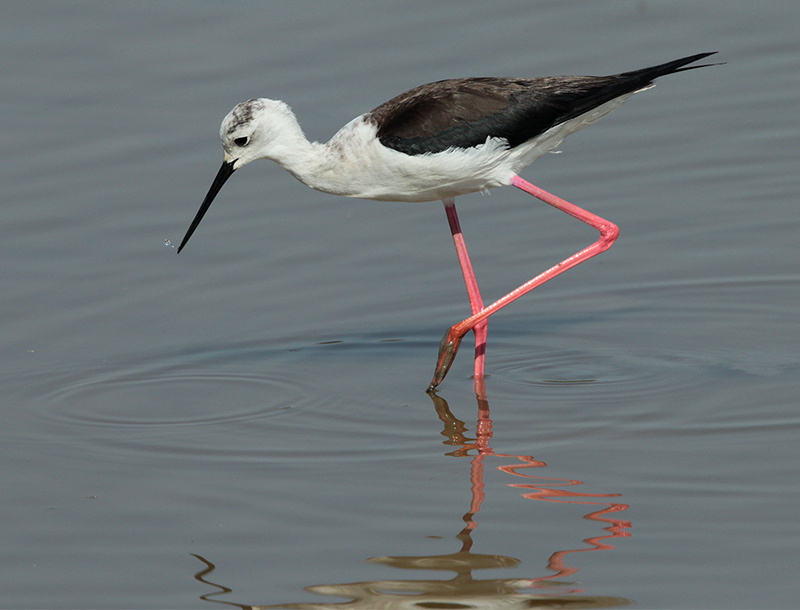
[[271, 119, 367, 198]]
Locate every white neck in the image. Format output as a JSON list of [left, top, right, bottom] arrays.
[[263, 116, 376, 198]]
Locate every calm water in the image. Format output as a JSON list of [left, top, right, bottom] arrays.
[[2, 2, 798, 608]]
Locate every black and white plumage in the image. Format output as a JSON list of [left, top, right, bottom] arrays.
[[179, 52, 717, 249], [178, 52, 718, 390]]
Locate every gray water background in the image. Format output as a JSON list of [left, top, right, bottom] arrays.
[[2, 2, 798, 608]]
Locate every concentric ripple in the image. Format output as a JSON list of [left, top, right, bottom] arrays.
[[42, 368, 294, 427], [483, 274, 800, 404], [488, 342, 721, 400], [23, 336, 435, 462]]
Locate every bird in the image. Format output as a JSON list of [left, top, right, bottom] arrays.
[[177, 52, 719, 392]]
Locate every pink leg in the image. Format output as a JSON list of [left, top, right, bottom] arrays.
[[443, 199, 487, 381], [427, 175, 619, 392]]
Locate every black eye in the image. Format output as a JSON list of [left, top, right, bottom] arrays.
[[233, 136, 249, 147]]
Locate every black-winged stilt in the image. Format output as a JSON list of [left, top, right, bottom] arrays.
[[178, 52, 719, 391]]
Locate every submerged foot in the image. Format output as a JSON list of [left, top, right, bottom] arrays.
[[426, 326, 465, 392]]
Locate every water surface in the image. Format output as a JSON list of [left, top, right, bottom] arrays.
[[1, 2, 798, 608]]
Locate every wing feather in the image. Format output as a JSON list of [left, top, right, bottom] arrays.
[[367, 53, 717, 155]]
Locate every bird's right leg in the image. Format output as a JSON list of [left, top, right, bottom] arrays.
[[428, 176, 619, 392], [442, 198, 488, 386]]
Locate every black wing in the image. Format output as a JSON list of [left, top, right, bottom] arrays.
[[369, 52, 717, 155]]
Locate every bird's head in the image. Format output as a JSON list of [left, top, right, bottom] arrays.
[[177, 98, 300, 252], [220, 98, 300, 170]]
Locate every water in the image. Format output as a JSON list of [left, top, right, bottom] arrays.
[[2, 2, 798, 608]]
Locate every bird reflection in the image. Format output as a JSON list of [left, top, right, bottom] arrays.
[[193, 384, 632, 608]]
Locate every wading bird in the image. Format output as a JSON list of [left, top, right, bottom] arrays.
[[178, 52, 718, 391]]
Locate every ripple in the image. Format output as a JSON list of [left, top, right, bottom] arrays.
[[483, 274, 800, 402], [25, 336, 436, 463], [488, 343, 719, 400], [26, 275, 800, 443], [42, 368, 295, 427], [35, 339, 378, 429]]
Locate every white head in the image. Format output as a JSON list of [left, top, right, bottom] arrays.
[[177, 98, 305, 252], [220, 98, 303, 170]]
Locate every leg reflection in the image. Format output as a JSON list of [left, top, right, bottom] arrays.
[[191, 390, 632, 608]]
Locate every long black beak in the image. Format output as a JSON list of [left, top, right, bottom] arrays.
[[177, 160, 236, 253]]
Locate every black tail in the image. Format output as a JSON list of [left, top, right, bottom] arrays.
[[621, 51, 721, 83], [507, 52, 722, 147]]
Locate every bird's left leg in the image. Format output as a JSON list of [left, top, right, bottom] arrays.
[[442, 198, 488, 383], [427, 175, 619, 392]]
